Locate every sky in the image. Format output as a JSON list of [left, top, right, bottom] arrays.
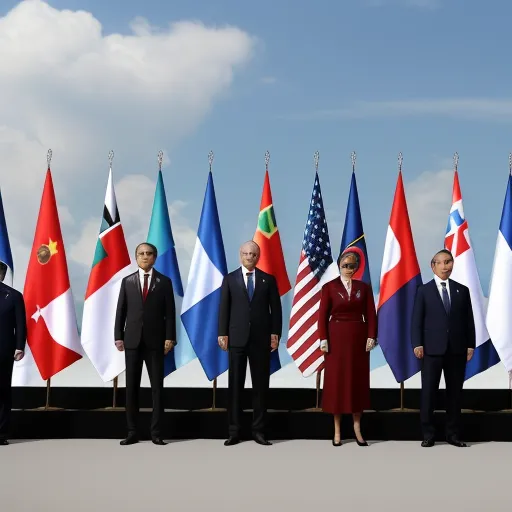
[[1, 0, 511, 388]]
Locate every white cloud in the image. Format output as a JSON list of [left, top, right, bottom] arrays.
[[0, 0, 254, 291], [260, 76, 277, 85]]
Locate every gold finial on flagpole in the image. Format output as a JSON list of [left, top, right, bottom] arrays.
[[47, 149, 52, 169], [314, 151, 320, 172], [208, 150, 214, 172], [265, 150, 270, 171], [157, 150, 163, 172], [454, 152, 459, 172], [351, 151, 356, 173], [398, 152, 403, 172]]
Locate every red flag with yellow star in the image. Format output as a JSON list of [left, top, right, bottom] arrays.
[[24, 169, 82, 380]]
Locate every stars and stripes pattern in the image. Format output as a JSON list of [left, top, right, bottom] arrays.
[[286, 173, 339, 376]]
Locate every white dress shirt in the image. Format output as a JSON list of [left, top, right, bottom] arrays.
[[433, 274, 451, 301], [241, 266, 256, 291], [138, 267, 153, 292]]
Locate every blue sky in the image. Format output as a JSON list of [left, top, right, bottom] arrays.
[[2, 0, 511, 382]]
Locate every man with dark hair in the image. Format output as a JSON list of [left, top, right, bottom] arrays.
[[411, 249, 475, 447], [114, 242, 176, 445], [218, 240, 282, 446], [0, 261, 27, 445]]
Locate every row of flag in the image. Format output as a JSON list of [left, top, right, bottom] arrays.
[[0, 161, 511, 386]]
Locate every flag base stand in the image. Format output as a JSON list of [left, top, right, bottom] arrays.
[[198, 378, 226, 412], [29, 379, 63, 411], [95, 376, 126, 411], [388, 382, 420, 412]]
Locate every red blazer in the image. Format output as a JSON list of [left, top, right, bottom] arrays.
[[318, 278, 377, 343]]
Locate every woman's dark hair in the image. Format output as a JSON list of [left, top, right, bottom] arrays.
[[337, 251, 360, 268]]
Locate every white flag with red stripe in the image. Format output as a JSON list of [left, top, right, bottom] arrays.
[[286, 172, 338, 376]]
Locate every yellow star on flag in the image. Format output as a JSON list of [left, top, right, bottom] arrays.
[[48, 238, 58, 256]]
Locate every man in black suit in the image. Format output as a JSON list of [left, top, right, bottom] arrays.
[[114, 242, 176, 446], [411, 249, 475, 448], [0, 261, 26, 446], [218, 240, 282, 446]]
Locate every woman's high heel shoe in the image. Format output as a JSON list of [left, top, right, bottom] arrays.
[[332, 439, 342, 447], [356, 439, 368, 446]]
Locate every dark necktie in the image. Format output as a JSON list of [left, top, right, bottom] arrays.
[[246, 272, 254, 301], [142, 273, 150, 301], [441, 282, 450, 314]]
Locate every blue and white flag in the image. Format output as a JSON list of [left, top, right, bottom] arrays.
[[181, 171, 228, 381], [0, 188, 13, 286], [486, 174, 512, 379]]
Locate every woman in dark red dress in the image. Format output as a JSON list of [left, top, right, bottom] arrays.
[[318, 251, 377, 446]]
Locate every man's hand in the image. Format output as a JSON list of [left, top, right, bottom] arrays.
[[218, 336, 228, 351], [414, 346, 424, 359], [467, 348, 474, 361], [270, 334, 279, 352], [115, 340, 125, 352], [14, 350, 24, 362], [164, 340, 175, 355]]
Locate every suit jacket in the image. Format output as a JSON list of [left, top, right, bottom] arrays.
[[114, 269, 176, 350], [411, 278, 476, 356], [218, 267, 282, 348], [0, 282, 27, 358]]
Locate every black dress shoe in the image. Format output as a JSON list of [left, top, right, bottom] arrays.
[[152, 438, 167, 445], [0, 439, 8, 446], [421, 439, 435, 447], [120, 434, 139, 446], [446, 437, 467, 447], [356, 439, 368, 447], [253, 433, 272, 446], [332, 439, 342, 447], [224, 436, 240, 446]]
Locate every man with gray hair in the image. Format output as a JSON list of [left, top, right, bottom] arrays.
[[0, 261, 27, 445], [218, 240, 282, 446]]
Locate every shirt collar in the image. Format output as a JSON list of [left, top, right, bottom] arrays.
[[138, 267, 153, 277], [241, 265, 255, 275], [433, 274, 449, 287]]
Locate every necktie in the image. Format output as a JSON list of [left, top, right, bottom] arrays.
[[142, 273, 150, 301], [246, 272, 254, 301], [441, 282, 450, 314]]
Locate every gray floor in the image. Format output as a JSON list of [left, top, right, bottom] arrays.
[[2, 439, 509, 511]]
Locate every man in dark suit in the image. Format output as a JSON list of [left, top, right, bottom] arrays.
[[218, 240, 282, 446], [0, 261, 27, 446], [411, 249, 475, 448], [114, 242, 176, 446]]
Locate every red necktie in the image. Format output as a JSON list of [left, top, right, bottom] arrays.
[[142, 273, 149, 301]]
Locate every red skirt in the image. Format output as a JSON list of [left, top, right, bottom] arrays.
[[321, 319, 370, 414]]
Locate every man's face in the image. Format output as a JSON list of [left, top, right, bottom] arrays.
[[431, 252, 454, 280], [136, 244, 156, 272], [239, 242, 260, 271]]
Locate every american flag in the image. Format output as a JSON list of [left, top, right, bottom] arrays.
[[286, 173, 339, 376]]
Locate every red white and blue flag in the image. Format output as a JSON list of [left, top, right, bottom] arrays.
[[445, 171, 500, 379], [377, 171, 422, 383], [286, 172, 338, 376]]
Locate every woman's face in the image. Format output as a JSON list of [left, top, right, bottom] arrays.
[[339, 254, 358, 280]]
